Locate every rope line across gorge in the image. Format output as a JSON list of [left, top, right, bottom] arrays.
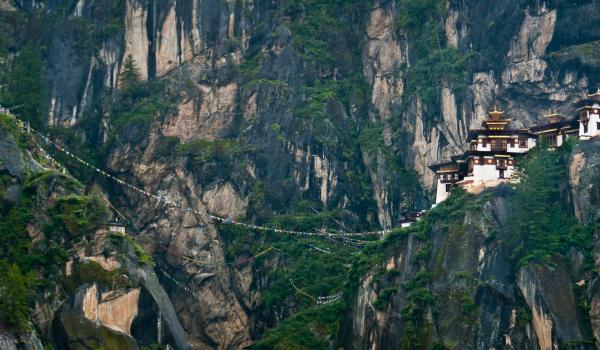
[[7, 113, 398, 239]]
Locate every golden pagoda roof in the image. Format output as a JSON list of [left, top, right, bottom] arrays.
[[487, 105, 505, 119]]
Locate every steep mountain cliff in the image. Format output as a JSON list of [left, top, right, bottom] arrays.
[[2, 0, 600, 349]]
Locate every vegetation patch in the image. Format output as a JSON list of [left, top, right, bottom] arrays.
[[107, 55, 175, 146], [507, 140, 597, 266], [254, 303, 344, 350], [372, 287, 397, 311], [0, 262, 37, 331], [395, 0, 473, 108], [110, 233, 155, 267], [0, 168, 105, 333], [47, 194, 108, 240], [0, 113, 29, 148], [63, 260, 129, 292], [548, 40, 600, 69]]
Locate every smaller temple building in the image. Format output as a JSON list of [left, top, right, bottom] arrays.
[[530, 112, 578, 147], [576, 89, 600, 140], [108, 219, 126, 234], [428, 93, 598, 205]]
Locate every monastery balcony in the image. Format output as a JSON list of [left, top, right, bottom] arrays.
[[496, 164, 507, 170], [507, 146, 528, 153], [440, 177, 460, 184]]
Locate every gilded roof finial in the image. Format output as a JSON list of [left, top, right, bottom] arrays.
[[488, 104, 504, 118], [544, 107, 563, 119]]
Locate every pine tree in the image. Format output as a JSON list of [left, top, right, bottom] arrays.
[[509, 141, 576, 264], [119, 54, 141, 94], [0, 262, 36, 331]]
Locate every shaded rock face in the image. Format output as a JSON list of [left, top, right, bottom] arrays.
[[518, 261, 584, 350], [0, 127, 25, 180], [570, 138, 600, 350], [344, 190, 595, 350], [570, 139, 600, 224]]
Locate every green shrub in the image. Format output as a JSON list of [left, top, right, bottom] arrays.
[[460, 294, 477, 317], [48, 195, 108, 239], [373, 287, 397, 310]]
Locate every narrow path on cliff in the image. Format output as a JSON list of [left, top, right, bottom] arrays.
[[8, 113, 412, 239], [4, 112, 364, 306]]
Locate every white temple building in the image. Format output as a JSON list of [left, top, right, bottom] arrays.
[[429, 90, 600, 205], [577, 89, 600, 140]]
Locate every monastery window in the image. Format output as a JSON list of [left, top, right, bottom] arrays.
[[446, 184, 452, 192], [519, 137, 527, 148], [597, 122, 600, 131], [545, 134, 557, 146], [583, 122, 589, 133], [491, 139, 507, 151]]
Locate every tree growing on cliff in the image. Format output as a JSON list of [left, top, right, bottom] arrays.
[[509, 141, 580, 264], [119, 54, 141, 95], [0, 261, 37, 331]]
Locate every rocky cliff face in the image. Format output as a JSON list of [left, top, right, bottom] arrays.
[[340, 138, 600, 350], [0, 117, 195, 349], [343, 187, 597, 349], [3, 0, 600, 349], [19, 0, 600, 223]]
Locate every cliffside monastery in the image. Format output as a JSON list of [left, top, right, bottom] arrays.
[[430, 91, 600, 204]]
